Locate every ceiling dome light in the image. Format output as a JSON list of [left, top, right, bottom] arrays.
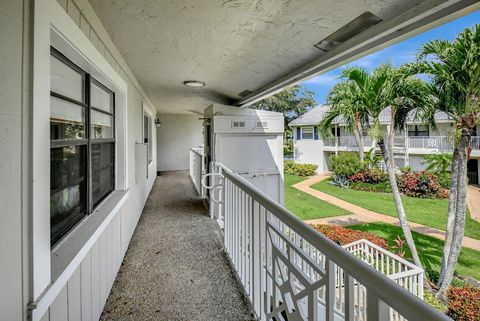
[[183, 80, 206, 88]]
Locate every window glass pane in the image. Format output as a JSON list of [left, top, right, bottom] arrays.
[[144, 115, 149, 144], [50, 96, 85, 140], [50, 145, 87, 245], [91, 110, 114, 139], [92, 143, 114, 207], [91, 81, 113, 113], [51, 55, 84, 102]]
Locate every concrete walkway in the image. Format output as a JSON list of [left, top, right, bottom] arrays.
[[467, 184, 480, 221], [294, 175, 480, 251], [101, 171, 251, 321]]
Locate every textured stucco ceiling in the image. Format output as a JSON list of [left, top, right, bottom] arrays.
[[89, 0, 425, 114]]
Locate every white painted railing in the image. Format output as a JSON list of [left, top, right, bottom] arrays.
[[208, 162, 449, 321], [408, 136, 453, 150], [471, 136, 480, 150], [324, 135, 480, 151], [189, 147, 204, 196], [343, 240, 424, 298], [323, 137, 375, 148]]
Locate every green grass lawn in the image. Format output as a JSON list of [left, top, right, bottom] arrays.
[[284, 174, 351, 220], [350, 223, 480, 281], [313, 179, 480, 240]]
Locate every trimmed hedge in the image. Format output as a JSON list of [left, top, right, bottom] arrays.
[[329, 152, 362, 177], [447, 286, 480, 321], [284, 160, 317, 177], [312, 224, 389, 249]]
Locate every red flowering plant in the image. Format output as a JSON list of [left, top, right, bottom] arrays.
[[312, 224, 388, 249], [447, 286, 480, 321], [397, 170, 449, 199], [348, 168, 386, 183]]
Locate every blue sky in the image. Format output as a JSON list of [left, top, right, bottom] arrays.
[[301, 10, 480, 104]]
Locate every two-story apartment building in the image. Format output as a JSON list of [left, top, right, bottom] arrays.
[[290, 105, 480, 184]]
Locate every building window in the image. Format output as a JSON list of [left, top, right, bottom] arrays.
[[331, 127, 341, 137], [408, 125, 429, 137], [301, 127, 314, 140], [50, 47, 115, 246], [144, 113, 153, 163]]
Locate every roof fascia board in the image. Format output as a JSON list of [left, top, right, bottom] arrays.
[[237, 0, 480, 106]]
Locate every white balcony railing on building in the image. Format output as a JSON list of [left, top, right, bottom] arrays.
[[408, 136, 453, 150], [189, 147, 204, 196], [324, 135, 480, 151], [206, 162, 447, 321], [470, 136, 480, 150], [323, 137, 375, 148]]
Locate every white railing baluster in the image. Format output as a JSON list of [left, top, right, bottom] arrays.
[[344, 274, 355, 321], [326, 259, 335, 321], [367, 291, 390, 321]]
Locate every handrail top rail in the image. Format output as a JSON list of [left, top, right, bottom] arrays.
[[213, 161, 451, 321]]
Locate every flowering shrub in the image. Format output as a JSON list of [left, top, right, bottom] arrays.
[[312, 224, 388, 249], [284, 161, 317, 176], [397, 170, 449, 199], [348, 168, 387, 183], [447, 286, 480, 321]]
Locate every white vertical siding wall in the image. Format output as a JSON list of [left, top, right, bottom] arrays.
[[293, 126, 326, 173], [0, 0, 29, 319], [1, 0, 158, 319], [45, 212, 125, 321], [156, 114, 203, 172]]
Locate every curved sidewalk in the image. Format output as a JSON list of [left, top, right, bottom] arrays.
[[294, 175, 480, 251]]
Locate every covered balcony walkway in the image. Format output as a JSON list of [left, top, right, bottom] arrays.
[[100, 171, 252, 321]]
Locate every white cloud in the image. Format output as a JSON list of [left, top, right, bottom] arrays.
[[303, 73, 339, 86]]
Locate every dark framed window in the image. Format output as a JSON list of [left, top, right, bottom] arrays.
[[50, 47, 115, 246], [408, 125, 429, 137], [143, 113, 153, 163]]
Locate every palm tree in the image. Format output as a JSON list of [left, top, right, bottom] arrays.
[[342, 64, 433, 268], [414, 24, 480, 298], [319, 80, 368, 162], [422, 153, 453, 174]]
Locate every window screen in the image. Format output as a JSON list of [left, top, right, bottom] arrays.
[[301, 127, 314, 139]]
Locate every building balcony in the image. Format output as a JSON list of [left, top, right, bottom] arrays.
[[322, 136, 480, 156]]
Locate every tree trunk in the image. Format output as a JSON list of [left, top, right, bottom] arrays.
[[353, 114, 365, 163], [437, 128, 470, 298], [379, 136, 423, 268], [437, 145, 460, 287]]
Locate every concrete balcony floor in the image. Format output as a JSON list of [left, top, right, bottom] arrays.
[[101, 171, 252, 321]]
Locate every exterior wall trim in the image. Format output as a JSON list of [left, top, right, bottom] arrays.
[[30, 191, 128, 320], [31, 0, 129, 305]]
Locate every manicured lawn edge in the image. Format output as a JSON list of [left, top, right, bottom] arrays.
[[285, 174, 351, 220], [349, 223, 480, 281], [313, 178, 480, 240]]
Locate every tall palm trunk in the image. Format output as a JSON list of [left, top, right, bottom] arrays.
[[437, 128, 470, 298], [353, 113, 365, 163], [437, 145, 460, 287], [378, 119, 422, 268]]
